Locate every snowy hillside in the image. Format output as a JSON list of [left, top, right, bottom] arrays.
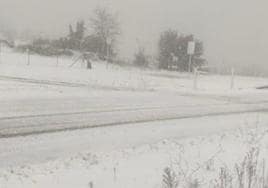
[[0, 50, 268, 95]]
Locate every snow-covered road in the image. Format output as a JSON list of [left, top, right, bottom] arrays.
[[0, 87, 268, 188], [1, 84, 268, 137], [0, 112, 267, 168]]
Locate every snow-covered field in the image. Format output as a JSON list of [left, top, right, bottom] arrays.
[[0, 113, 268, 188], [1, 50, 268, 97]]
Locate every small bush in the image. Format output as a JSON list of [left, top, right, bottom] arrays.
[[133, 48, 149, 68], [163, 167, 179, 188]]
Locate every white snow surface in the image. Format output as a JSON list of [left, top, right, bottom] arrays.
[[0, 50, 268, 187], [0, 112, 267, 188], [0, 51, 268, 97]]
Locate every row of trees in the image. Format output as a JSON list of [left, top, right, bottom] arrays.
[[133, 31, 205, 71], [132, 30, 205, 71], [17, 7, 120, 60], [15, 7, 205, 72], [158, 30, 205, 71], [54, 8, 120, 60]]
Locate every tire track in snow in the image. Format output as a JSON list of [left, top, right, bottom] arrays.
[[0, 104, 267, 138]]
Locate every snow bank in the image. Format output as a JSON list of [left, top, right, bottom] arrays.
[[1, 126, 268, 188], [0, 112, 268, 188]]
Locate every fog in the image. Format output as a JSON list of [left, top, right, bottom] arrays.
[[1, 0, 268, 72]]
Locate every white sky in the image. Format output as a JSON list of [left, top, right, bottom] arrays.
[[1, 0, 268, 70]]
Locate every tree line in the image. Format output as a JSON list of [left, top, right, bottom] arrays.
[[15, 7, 205, 72], [16, 7, 120, 61], [158, 30, 205, 71]]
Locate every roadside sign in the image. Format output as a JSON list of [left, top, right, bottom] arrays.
[[187, 41, 195, 55]]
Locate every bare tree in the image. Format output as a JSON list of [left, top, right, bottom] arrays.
[[90, 7, 120, 60]]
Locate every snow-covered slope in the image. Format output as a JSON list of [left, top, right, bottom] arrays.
[[0, 51, 268, 95]]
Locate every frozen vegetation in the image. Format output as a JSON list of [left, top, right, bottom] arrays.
[[0, 121, 268, 188]]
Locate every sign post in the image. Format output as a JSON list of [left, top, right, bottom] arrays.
[[193, 67, 198, 90], [187, 41, 195, 73], [0, 42, 2, 64], [27, 48, 30, 65], [56, 55, 59, 67], [230, 67, 235, 90], [106, 38, 112, 69]]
